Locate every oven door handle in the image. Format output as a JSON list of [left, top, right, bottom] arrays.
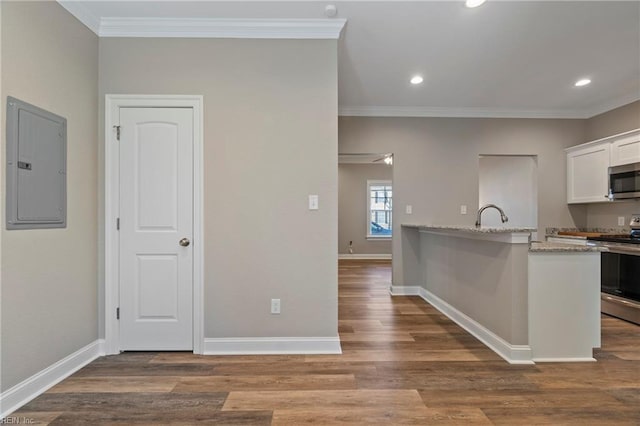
[[602, 294, 640, 308]]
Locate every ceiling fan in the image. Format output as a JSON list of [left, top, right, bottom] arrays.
[[374, 154, 393, 165]]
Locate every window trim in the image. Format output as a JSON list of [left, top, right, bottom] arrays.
[[367, 179, 392, 239]]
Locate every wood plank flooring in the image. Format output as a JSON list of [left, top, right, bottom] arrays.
[[12, 259, 640, 424]]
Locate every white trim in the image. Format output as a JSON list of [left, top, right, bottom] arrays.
[[339, 106, 589, 119], [203, 337, 342, 355], [338, 253, 392, 260], [565, 127, 640, 152], [0, 340, 104, 418], [104, 95, 204, 355], [192, 98, 205, 356], [533, 357, 596, 363], [55, 3, 347, 40], [418, 288, 533, 364], [339, 95, 640, 119], [57, 1, 101, 34], [388, 285, 421, 296], [99, 17, 346, 39], [582, 92, 640, 119], [390, 286, 534, 364]]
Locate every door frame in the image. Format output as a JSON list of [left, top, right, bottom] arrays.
[[104, 94, 204, 355]]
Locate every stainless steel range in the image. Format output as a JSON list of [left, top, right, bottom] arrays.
[[588, 215, 640, 325]]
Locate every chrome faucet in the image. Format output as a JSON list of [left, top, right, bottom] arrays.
[[475, 204, 509, 228]]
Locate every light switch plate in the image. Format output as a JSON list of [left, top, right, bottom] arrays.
[[618, 216, 625, 226], [309, 195, 319, 210], [460, 205, 467, 215], [271, 299, 281, 314], [406, 205, 412, 214]]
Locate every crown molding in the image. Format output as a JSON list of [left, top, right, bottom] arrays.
[[338, 105, 591, 119], [339, 96, 640, 119], [56, 1, 346, 39], [98, 17, 346, 39], [582, 92, 640, 119], [57, 1, 101, 34], [57, 2, 346, 39]]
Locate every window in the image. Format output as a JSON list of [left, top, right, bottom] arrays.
[[367, 180, 392, 238]]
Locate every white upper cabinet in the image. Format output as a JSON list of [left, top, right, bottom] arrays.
[[610, 130, 640, 167], [566, 129, 640, 204], [567, 141, 610, 204]]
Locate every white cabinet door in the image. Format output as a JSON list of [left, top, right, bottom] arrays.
[[567, 142, 610, 204], [610, 131, 640, 166]]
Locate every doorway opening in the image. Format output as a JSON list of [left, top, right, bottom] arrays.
[[104, 95, 204, 355], [338, 153, 394, 260]]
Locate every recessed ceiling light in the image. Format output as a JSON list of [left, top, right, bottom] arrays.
[[410, 75, 424, 85], [575, 78, 592, 87], [465, 0, 487, 8]]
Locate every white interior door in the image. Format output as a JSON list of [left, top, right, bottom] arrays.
[[119, 107, 194, 350]]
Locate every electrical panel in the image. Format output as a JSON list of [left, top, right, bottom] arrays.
[[6, 96, 67, 229]]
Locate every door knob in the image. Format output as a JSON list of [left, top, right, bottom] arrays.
[[179, 238, 190, 247]]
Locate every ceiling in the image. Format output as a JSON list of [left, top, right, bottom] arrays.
[[59, 1, 640, 118]]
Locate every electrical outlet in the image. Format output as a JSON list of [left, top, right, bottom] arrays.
[[406, 205, 413, 214], [618, 216, 625, 226], [271, 298, 281, 314], [460, 205, 467, 215]]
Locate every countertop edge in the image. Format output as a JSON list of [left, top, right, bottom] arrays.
[[402, 224, 534, 244], [529, 242, 605, 253], [402, 224, 536, 234]]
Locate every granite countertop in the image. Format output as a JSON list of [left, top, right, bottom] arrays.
[[529, 241, 606, 253], [402, 224, 536, 233], [545, 227, 627, 237]]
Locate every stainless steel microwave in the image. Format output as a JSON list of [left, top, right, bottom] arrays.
[[609, 162, 640, 200]]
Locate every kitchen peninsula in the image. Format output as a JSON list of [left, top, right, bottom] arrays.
[[398, 225, 603, 364]]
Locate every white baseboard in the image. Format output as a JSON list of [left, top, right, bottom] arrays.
[[417, 288, 533, 364], [389, 285, 421, 296], [533, 357, 596, 363], [203, 336, 342, 355], [338, 254, 392, 260], [390, 286, 533, 364], [1, 339, 105, 418]]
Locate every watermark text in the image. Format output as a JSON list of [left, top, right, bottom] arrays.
[[0, 417, 35, 424]]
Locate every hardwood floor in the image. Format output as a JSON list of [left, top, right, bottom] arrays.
[[13, 259, 640, 424]]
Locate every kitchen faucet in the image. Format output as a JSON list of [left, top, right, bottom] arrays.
[[475, 204, 509, 228]]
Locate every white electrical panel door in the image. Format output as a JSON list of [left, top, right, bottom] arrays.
[[6, 97, 66, 229], [119, 107, 194, 350]]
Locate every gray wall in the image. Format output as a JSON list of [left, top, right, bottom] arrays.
[[99, 38, 338, 339], [584, 101, 640, 228], [1, 2, 99, 391], [418, 232, 529, 344], [339, 117, 586, 286], [338, 163, 392, 255], [585, 100, 640, 141]]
